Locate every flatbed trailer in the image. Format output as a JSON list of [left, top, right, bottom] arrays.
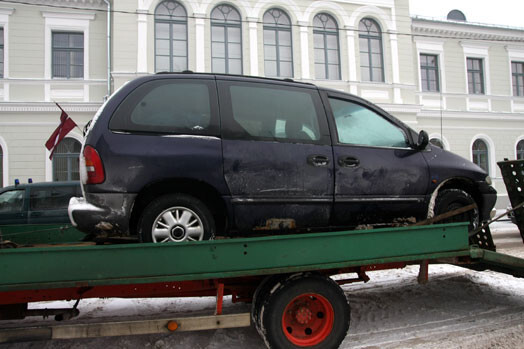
[[1, 222, 523, 348]]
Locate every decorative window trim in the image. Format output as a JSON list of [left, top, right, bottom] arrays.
[[469, 134, 496, 177], [0, 7, 14, 80], [210, 4, 243, 74], [262, 8, 293, 78], [515, 136, 524, 160], [313, 12, 341, 80], [42, 11, 94, 80], [428, 133, 450, 150], [358, 17, 384, 83], [414, 39, 447, 94], [45, 132, 83, 182], [461, 42, 491, 96], [0, 135, 8, 187], [154, 0, 188, 73]]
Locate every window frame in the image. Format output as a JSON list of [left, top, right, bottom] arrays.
[[154, 0, 188, 73], [52, 137, 81, 181], [217, 79, 331, 146], [263, 8, 293, 78], [516, 139, 524, 160], [472, 138, 489, 173], [322, 91, 414, 150], [210, 4, 243, 75], [0, 27, 4, 79], [359, 18, 384, 83], [51, 31, 84, 79], [313, 13, 341, 80], [467, 57, 485, 95], [420, 53, 440, 92], [512, 61, 524, 97]]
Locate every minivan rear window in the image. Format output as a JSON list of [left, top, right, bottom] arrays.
[[109, 79, 218, 135]]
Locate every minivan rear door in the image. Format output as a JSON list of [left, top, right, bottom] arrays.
[[218, 78, 333, 231], [322, 91, 430, 226]]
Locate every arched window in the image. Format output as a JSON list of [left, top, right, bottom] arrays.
[[313, 13, 340, 80], [517, 140, 524, 160], [359, 18, 384, 82], [263, 8, 293, 78], [472, 139, 489, 173], [53, 138, 81, 181], [155, 0, 187, 72], [211, 4, 242, 74], [429, 138, 444, 149]]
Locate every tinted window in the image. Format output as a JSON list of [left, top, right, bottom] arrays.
[[0, 190, 24, 213], [329, 97, 408, 148], [110, 79, 217, 135], [30, 186, 80, 210], [223, 82, 323, 143]]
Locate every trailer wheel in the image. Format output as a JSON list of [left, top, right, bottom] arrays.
[[259, 273, 350, 348], [434, 189, 480, 230], [138, 194, 215, 243], [251, 274, 287, 334]]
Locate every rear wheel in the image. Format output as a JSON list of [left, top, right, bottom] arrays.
[[259, 273, 350, 348], [138, 194, 215, 243], [434, 189, 480, 230]]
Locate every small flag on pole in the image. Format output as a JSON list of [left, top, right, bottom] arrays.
[[45, 103, 78, 160]]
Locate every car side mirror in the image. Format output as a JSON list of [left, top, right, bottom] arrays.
[[416, 130, 429, 150]]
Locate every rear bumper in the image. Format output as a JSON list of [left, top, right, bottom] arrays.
[[68, 193, 136, 236]]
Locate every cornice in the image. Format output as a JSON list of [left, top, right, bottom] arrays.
[[7, 0, 105, 9], [0, 102, 102, 113], [412, 18, 524, 43]]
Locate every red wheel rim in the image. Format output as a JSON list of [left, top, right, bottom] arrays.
[[281, 293, 334, 346]]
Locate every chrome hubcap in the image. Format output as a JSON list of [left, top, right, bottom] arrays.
[[151, 207, 204, 243]]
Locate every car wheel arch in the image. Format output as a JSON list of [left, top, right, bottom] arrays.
[[129, 178, 228, 236], [427, 177, 481, 220]]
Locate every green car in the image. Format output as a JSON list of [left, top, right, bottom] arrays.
[[0, 181, 84, 245]]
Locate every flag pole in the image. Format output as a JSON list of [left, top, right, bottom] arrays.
[[54, 101, 83, 134]]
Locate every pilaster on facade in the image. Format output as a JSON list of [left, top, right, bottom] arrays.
[[136, 9, 148, 73], [0, 7, 14, 102], [298, 21, 310, 80], [246, 17, 259, 77], [389, 31, 402, 104], [344, 25, 358, 94], [194, 12, 206, 73]]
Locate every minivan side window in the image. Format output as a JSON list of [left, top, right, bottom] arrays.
[[329, 97, 408, 148], [0, 190, 24, 213], [221, 82, 326, 144], [30, 186, 79, 210], [109, 79, 218, 136]]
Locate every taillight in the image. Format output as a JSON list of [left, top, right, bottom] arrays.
[[83, 145, 105, 184]]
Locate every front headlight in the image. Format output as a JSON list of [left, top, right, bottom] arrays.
[[485, 176, 492, 186]]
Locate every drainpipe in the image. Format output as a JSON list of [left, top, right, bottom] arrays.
[[103, 0, 112, 99]]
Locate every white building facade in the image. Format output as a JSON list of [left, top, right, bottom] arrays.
[[0, 0, 523, 208]]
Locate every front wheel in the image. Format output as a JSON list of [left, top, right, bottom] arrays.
[[138, 194, 215, 243], [434, 189, 480, 230], [259, 273, 350, 348]]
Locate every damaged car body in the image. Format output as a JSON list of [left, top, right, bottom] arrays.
[[68, 73, 497, 242]]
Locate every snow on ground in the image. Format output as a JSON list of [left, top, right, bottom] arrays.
[[1, 222, 523, 349]]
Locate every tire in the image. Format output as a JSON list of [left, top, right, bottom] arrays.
[[138, 194, 215, 243], [434, 189, 480, 230], [251, 274, 288, 334], [259, 273, 350, 349]]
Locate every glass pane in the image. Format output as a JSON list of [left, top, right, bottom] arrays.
[[212, 42, 225, 58], [327, 49, 339, 64], [172, 23, 186, 40], [278, 31, 291, 46], [212, 58, 225, 73], [71, 64, 83, 78], [212, 26, 225, 42], [111, 81, 212, 135], [279, 46, 292, 61], [70, 34, 83, 48], [361, 67, 370, 81], [372, 67, 383, 82], [328, 64, 339, 80], [228, 43, 241, 59], [172, 56, 186, 71], [0, 190, 24, 213], [326, 35, 338, 49], [370, 38, 381, 52], [71, 51, 83, 65], [371, 53, 382, 68], [280, 62, 292, 78], [156, 56, 170, 71], [263, 29, 276, 45], [156, 39, 170, 55], [53, 33, 68, 47], [172, 40, 186, 56], [359, 38, 369, 53], [313, 33, 324, 49], [265, 60, 277, 77], [156, 23, 170, 39], [360, 52, 370, 67], [228, 59, 242, 74], [314, 48, 325, 64], [315, 64, 326, 79], [229, 84, 321, 141], [329, 98, 407, 147], [227, 27, 241, 43], [265, 45, 276, 60]]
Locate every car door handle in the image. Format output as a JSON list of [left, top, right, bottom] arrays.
[[307, 155, 330, 167], [338, 156, 360, 167]]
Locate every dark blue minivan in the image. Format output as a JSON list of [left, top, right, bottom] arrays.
[[69, 73, 496, 243]]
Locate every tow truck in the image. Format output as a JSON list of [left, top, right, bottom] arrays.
[[0, 160, 523, 348]]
